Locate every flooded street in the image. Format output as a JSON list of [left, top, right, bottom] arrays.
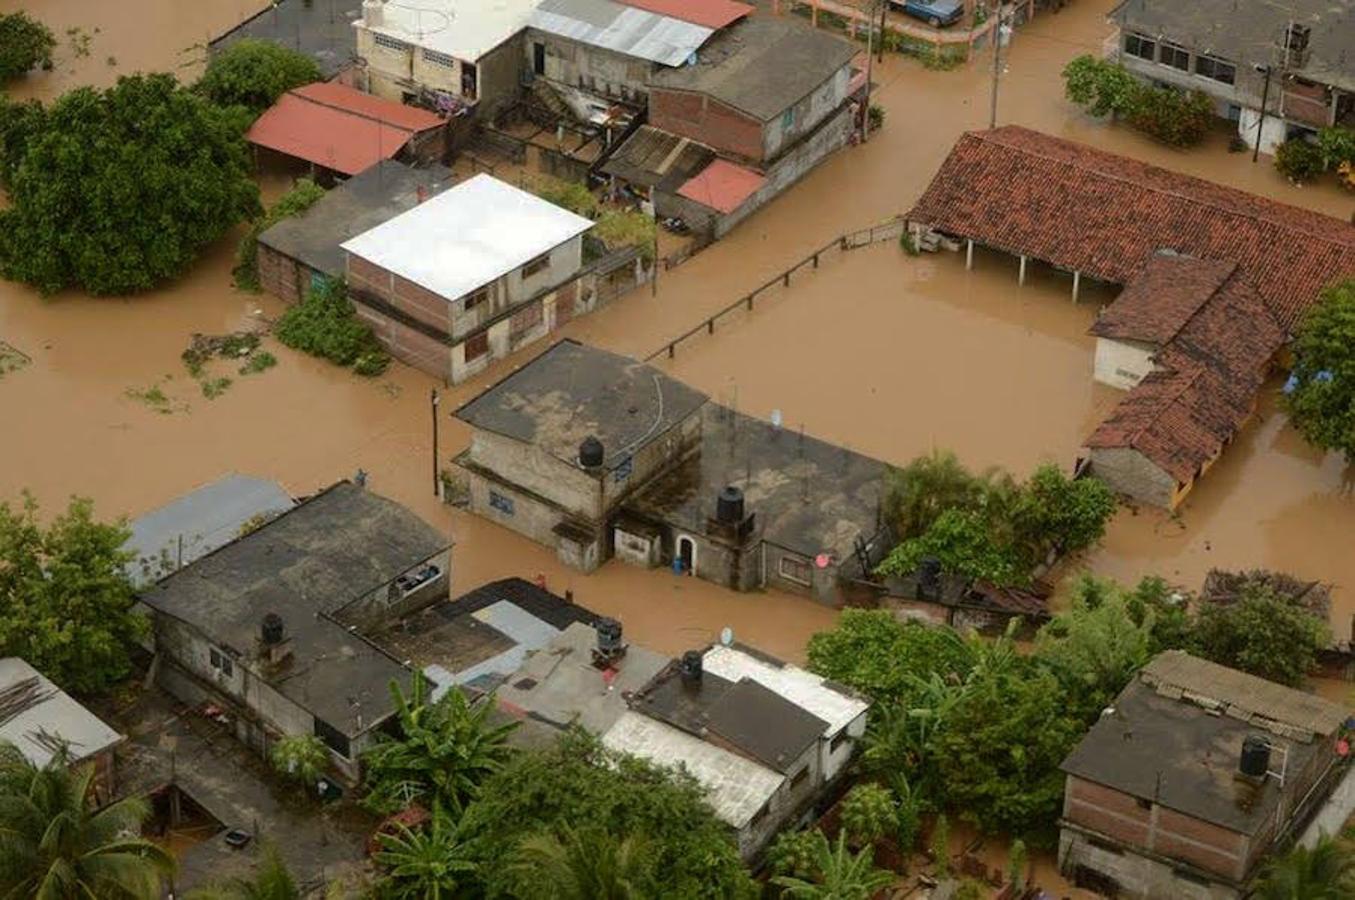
[[2, 0, 1354, 661]]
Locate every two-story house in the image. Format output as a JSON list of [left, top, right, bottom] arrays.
[[1110, 0, 1355, 155]]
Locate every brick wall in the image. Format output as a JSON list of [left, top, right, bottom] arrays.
[[1087, 446, 1182, 509], [257, 244, 304, 305], [649, 88, 765, 162]]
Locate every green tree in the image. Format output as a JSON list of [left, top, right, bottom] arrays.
[[1285, 279, 1355, 461], [0, 13, 55, 82], [269, 734, 329, 789], [508, 828, 654, 900], [881, 450, 988, 541], [839, 783, 895, 850], [196, 39, 321, 114], [1062, 55, 1140, 118], [1128, 85, 1214, 147], [185, 844, 298, 900], [1275, 137, 1327, 183], [0, 743, 174, 899], [1011, 465, 1117, 563], [459, 729, 754, 898], [1121, 575, 1193, 655], [878, 507, 1028, 586], [361, 676, 516, 815], [1194, 584, 1329, 687], [373, 806, 477, 900], [275, 279, 390, 376], [768, 829, 824, 880], [0, 95, 45, 187], [234, 178, 326, 290], [805, 609, 973, 706], [771, 832, 893, 900], [0, 493, 145, 694], [930, 813, 951, 877], [1253, 834, 1355, 900], [1035, 580, 1154, 717], [0, 74, 260, 295]]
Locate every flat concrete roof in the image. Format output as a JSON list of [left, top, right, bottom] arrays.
[[628, 404, 886, 560], [0, 658, 123, 768], [454, 339, 710, 472], [341, 173, 593, 302], [259, 160, 454, 280], [702, 644, 867, 737], [363, 0, 538, 62]]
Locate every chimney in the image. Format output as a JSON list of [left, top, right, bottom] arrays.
[[679, 650, 703, 686]]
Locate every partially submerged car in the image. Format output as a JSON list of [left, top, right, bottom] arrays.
[[892, 0, 965, 28]]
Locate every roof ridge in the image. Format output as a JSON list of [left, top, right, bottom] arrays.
[[1122, 362, 1209, 448], [975, 128, 1355, 252], [292, 87, 428, 133]]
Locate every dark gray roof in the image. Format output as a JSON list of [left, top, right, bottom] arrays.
[[600, 125, 715, 192], [633, 662, 827, 774], [453, 339, 709, 472], [627, 404, 886, 560], [648, 15, 857, 121], [1113, 0, 1355, 92], [259, 160, 455, 280], [209, 0, 364, 80], [141, 482, 449, 736], [1061, 652, 1350, 835]]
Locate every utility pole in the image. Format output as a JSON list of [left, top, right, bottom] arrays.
[[988, 7, 1005, 129], [862, 0, 878, 142], [430, 388, 441, 497], [877, 0, 888, 62], [1252, 64, 1273, 163]]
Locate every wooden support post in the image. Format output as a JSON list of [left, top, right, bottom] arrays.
[[783, 272, 791, 287], [812, 0, 819, 27], [707, 319, 715, 335], [667, 344, 674, 359], [1018, 255, 1027, 285], [966, 239, 974, 270], [746, 295, 754, 310], [1072, 270, 1082, 303], [813, 253, 820, 269]]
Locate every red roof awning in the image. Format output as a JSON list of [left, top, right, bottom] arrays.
[[616, 0, 752, 30], [677, 159, 765, 214], [246, 82, 444, 176]]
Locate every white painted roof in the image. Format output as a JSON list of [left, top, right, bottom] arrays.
[[0, 658, 123, 769], [702, 645, 868, 737], [365, 0, 540, 62], [530, 0, 712, 67], [602, 710, 783, 829], [341, 173, 593, 301]]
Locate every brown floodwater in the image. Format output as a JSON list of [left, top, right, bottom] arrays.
[[2, 0, 1354, 665]]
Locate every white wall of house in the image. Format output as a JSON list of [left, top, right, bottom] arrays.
[[1237, 107, 1290, 156], [764, 65, 851, 161], [447, 235, 583, 341], [1093, 337, 1158, 390], [821, 710, 868, 782]]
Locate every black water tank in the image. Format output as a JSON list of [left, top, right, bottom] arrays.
[[1240, 735, 1270, 778], [716, 486, 744, 523], [680, 650, 703, 684], [578, 435, 604, 468], [261, 613, 285, 645], [596, 617, 623, 655]]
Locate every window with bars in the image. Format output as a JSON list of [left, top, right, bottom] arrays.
[[1123, 32, 1155, 61], [779, 555, 812, 586], [464, 288, 488, 311], [1195, 54, 1235, 85], [521, 253, 550, 279], [465, 331, 489, 361], [372, 32, 411, 53], [1160, 42, 1190, 71], [423, 47, 456, 68]]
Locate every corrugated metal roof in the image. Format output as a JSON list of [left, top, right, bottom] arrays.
[[341, 174, 594, 302], [677, 158, 764, 214], [530, 0, 712, 66], [0, 659, 123, 768], [617, 0, 752, 30]]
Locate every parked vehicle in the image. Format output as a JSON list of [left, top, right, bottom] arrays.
[[891, 0, 964, 28]]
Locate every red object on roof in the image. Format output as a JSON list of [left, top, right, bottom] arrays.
[[246, 82, 444, 176], [616, 0, 752, 30], [677, 159, 765, 214]]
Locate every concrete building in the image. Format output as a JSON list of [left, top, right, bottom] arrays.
[[138, 481, 451, 782], [907, 126, 1355, 509], [340, 173, 595, 382], [0, 658, 124, 804], [257, 159, 454, 306], [453, 339, 710, 570], [1058, 651, 1353, 899], [353, 0, 537, 119], [1109, 0, 1355, 155]]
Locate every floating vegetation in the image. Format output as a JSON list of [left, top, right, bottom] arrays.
[[0, 341, 30, 380]]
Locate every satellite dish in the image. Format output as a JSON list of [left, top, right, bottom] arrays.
[[720, 627, 733, 646]]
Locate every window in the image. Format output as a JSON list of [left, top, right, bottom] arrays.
[[423, 47, 456, 68], [1123, 32, 1155, 61], [522, 253, 550, 279], [829, 731, 848, 753], [461, 62, 478, 100], [464, 331, 489, 361], [1160, 41, 1190, 71], [464, 288, 488, 311], [372, 33, 411, 53], [781, 107, 795, 130], [209, 647, 233, 678], [790, 766, 809, 789], [489, 491, 515, 515], [779, 555, 812, 586], [314, 718, 351, 758], [749, 801, 769, 826], [1195, 54, 1235, 85]]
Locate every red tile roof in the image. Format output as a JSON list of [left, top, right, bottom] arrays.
[[246, 82, 444, 176], [908, 126, 1355, 332], [677, 159, 765, 214], [616, 0, 752, 29], [1089, 254, 1236, 345]]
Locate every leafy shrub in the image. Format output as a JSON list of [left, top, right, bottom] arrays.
[[868, 103, 885, 130], [1127, 85, 1214, 147], [1275, 137, 1325, 183], [275, 279, 389, 376], [806, 609, 973, 706], [593, 209, 656, 262], [768, 829, 822, 879], [0, 12, 55, 82], [1193, 584, 1329, 687], [239, 350, 277, 375], [234, 178, 326, 290], [196, 38, 321, 113], [527, 175, 599, 217], [1286, 279, 1355, 460], [840, 783, 896, 849], [270, 734, 330, 787], [1062, 55, 1139, 118], [1317, 126, 1355, 171]]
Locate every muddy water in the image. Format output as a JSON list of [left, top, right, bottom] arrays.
[[2, 0, 1354, 664]]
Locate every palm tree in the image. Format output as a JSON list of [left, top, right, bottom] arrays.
[[373, 807, 477, 899], [0, 742, 174, 899], [184, 844, 298, 900], [772, 832, 894, 900], [509, 827, 653, 900], [1254, 834, 1355, 899]]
